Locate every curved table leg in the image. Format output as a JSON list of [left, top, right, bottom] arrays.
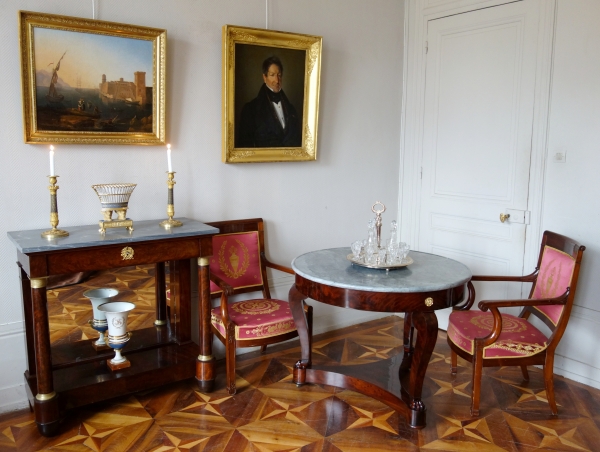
[[400, 312, 414, 373], [400, 310, 438, 428], [289, 284, 311, 385]]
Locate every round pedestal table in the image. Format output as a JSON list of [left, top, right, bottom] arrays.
[[289, 248, 471, 428]]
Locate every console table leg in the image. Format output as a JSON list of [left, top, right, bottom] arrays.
[[154, 262, 168, 326], [400, 310, 438, 429], [31, 277, 60, 436], [289, 285, 311, 385], [196, 257, 215, 392]]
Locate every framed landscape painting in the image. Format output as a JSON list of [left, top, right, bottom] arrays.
[[222, 25, 322, 163], [19, 11, 166, 145]]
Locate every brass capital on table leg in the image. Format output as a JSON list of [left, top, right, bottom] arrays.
[[198, 256, 210, 266], [35, 391, 56, 401], [30, 277, 48, 289]]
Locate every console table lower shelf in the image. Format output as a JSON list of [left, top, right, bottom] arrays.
[[25, 339, 198, 428]]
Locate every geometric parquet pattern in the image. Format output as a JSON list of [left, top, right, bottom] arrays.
[[1, 265, 599, 451]]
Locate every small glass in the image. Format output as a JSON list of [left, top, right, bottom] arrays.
[[351, 240, 363, 260], [365, 244, 377, 264], [399, 242, 410, 262], [386, 247, 397, 264], [377, 248, 386, 265]]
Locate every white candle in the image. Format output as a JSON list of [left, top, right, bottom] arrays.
[[167, 144, 173, 172], [49, 145, 55, 176]]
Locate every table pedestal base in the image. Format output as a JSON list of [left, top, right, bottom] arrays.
[[291, 287, 439, 429]]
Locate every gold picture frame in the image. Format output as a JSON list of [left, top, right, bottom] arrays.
[[19, 11, 166, 145], [222, 25, 322, 163]]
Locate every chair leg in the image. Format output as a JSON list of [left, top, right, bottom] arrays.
[[451, 350, 458, 375], [544, 354, 558, 415], [520, 365, 530, 381], [225, 324, 237, 395], [260, 345, 267, 353], [470, 348, 483, 417]]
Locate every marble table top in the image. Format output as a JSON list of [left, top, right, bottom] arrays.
[[7, 218, 218, 254], [292, 247, 471, 293]]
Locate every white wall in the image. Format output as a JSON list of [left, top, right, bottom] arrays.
[[542, 0, 600, 388], [0, 0, 404, 412]]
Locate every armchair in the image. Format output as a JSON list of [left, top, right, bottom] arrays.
[[447, 230, 585, 416], [206, 218, 312, 395]]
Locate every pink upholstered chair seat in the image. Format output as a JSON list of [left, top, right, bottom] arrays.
[[447, 310, 548, 359], [211, 298, 296, 340]]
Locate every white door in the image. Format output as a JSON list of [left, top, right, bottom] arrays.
[[419, 1, 542, 329]]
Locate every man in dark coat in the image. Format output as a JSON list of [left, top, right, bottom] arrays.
[[238, 56, 302, 148]]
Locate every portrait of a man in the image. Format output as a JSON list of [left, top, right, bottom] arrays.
[[234, 45, 306, 148], [223, 25, 321, 163]]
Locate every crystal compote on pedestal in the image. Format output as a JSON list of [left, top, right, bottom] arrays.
[[83, 288, 119, 351], [91, 183, 136, 234]]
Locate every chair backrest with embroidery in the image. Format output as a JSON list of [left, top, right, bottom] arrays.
[[206, 219, 271, 299], [525, 231, 584, 342]]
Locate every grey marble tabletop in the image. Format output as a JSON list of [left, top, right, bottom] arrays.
[[7, 218, 218, 254], [292, 247, 471, 293]]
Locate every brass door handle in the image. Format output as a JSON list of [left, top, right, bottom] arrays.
[[499, 213, 510, 223]]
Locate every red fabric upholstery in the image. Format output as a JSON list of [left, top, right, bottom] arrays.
[[211, 298, 295, 340], [209, 231, 263, 293], [447, 310, 548, 359], [531, 246, 576, 325]]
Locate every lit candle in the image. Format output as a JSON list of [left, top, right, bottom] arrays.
[[49, 145, 55, 176], [167, 144, 172, 172]]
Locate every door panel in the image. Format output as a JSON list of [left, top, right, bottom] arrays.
[[420, 1, 542, 329]]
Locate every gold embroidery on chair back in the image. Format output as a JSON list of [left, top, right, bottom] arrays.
[[219, 238, 250, 279]]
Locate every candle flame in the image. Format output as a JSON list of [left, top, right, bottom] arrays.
[[50, 145, 55, 151], [167, 144, 171, 149]]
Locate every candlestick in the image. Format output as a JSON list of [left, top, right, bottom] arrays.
[[41, 175, 69, 239], [49, 145, 55, 176], [167, 144, 172, 172], [159, 172, 182, 229]]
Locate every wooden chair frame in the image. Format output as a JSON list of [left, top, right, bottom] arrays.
[[448, 230, 585, 416], [206, 218, 312, 395]]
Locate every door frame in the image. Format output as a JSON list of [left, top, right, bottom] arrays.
[[398, 0, 556, 275]]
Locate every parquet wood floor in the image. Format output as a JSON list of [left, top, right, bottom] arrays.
[[2, 265, 600, 451]]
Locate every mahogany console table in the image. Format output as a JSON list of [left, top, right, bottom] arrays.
[[8, 218, 218, 436], [289, 248, 471, 429]]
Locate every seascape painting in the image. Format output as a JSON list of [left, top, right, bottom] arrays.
[[20, 11, 166, 144], [34, 28, 154, 133]]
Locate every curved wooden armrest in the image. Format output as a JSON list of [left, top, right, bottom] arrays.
[[470, 289, 569, 349], [209, 273, 234, 296], [472, 268, 538, 283], [453, 280, 477, 311], [478, 289, 569, 311], [262, 252, 294, 275]]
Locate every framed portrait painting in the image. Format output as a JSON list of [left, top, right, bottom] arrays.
[[222, 25, 322, 163], [19, 11, 166, 145]]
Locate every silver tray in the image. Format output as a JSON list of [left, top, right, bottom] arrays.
[[347, 253, 413, 270]]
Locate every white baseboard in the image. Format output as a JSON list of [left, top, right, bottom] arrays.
[[0, 323, 30, 414], [553, 304, 600, 390]]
